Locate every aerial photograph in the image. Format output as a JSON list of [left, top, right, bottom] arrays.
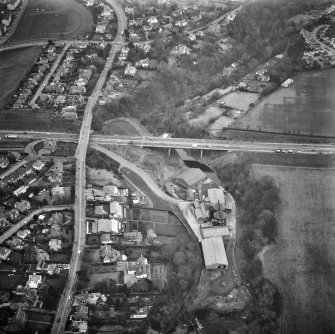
[[0, 0, 334, 333]]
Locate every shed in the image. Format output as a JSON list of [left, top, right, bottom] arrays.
[[201, 237, 228, 270]]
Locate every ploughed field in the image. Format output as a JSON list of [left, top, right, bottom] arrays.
[[10, 0, 93, 41], [232, 69, 335, 137], [253, 164, 335, 334]]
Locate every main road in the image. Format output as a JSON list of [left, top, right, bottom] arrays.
[[1, 130, 335, 155], [50, 0, 127, 333]]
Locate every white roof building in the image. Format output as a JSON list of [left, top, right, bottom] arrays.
[[200, 226, 230, 239], [49, 239, 62, 252], [26, 274, 42, 289], [201, 237, 228, 270]]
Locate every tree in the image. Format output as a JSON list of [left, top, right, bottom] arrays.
[[173, 251, 186, 266]]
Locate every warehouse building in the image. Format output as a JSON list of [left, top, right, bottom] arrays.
[[201, 236, 228, 270], [175, 168, 207, 189]]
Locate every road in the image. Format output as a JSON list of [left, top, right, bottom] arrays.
[[29, 43, 71, 107], [89, 135, 335, 155], [91, 145, 179, 206], [2, 130, 335, 155], [50, 0, 127, 333], [188, 6, 241, 33], [0, 159, 28, 180], [0, 205, 73, 244]]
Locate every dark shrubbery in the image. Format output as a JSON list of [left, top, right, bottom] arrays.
[[86, 148, 120, 172]]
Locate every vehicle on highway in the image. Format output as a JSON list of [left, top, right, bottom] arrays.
[[275, 149, 282, 153], [192, 144, 198, 148], [224, 145, 229, 148], [288, 150, 293, 153], [5, 134, 18, 138]]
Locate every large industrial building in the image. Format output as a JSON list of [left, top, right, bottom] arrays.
[[201, 236, 228, 270]]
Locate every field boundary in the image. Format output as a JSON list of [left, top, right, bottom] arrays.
[[253, 163, 335, 170]]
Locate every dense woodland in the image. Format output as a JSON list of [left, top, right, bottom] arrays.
[[214, 158, 282, 334]]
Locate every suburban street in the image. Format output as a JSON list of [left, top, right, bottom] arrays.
[[0, 205, 74, 245], [50, 0, 127, 333], [29, 43, 71, 107]]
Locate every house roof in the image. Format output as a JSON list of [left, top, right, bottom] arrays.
[[200, 226, 230, 239], [201, 236, 228, 268], [175, 168, 207, 188]]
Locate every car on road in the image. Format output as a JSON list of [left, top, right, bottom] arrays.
[[275, 149, 282, 153], [287, 150, 293, 153]]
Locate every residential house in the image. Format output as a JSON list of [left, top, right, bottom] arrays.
[[97, 218, 120, 233], [135, 58, 150, 68], [74, 305, 89, 321], [50, 223, 62, 238], [49, 239, 62, 252], [61, 106, 77, 119], [175, 19, 188, 27], [33, 160, 45, 171], [95, 205, 107, 216], [124, 6, 134, 15], [110, 201, 123, 218], [130, 305, 148, 319], [7, 209, 19, 221], [96, 24, 107, 34], [14, 200, 31, 213], [100, 245, 121, 263], [70, 85, 86, 94], [7, 0, 20, 11], [147, 16, 158, 25], [26, 273, 42, 289], [125, 64, 137, 76], [51, 186, 65, 202], [54, 95, 67, 105], [124, 231, 142, 243], [100, 233, 112, 244], [0, 157, 9, 168], [17, 229, 30, 239], [0, 246, 11, 260], [171, 44, 191, 56], [1, 10, 11, 26]]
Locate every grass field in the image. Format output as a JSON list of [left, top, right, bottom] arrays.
[[100, 118, 151, 136], [232, 69, 335, 137], [0, 46, 42, 108], [253, 164, 335, 334], [0, 109, 81, 132], [10, 0, 93, 41]]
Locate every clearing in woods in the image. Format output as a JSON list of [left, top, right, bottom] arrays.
[[10, 0, 93, 41], [252, 164, 335, 334]]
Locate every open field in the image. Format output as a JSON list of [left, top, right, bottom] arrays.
[[10, 0, 93, 42], [0, 109, 81, 132], [253, 164, 335, 334], [0, 47, 42, 109], [100, 118, 151, 136], [233, 69, 335, 137]]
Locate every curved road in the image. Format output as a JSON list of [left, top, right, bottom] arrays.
[[0, 205, 74, 244], [90, 144, 179, 205]]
